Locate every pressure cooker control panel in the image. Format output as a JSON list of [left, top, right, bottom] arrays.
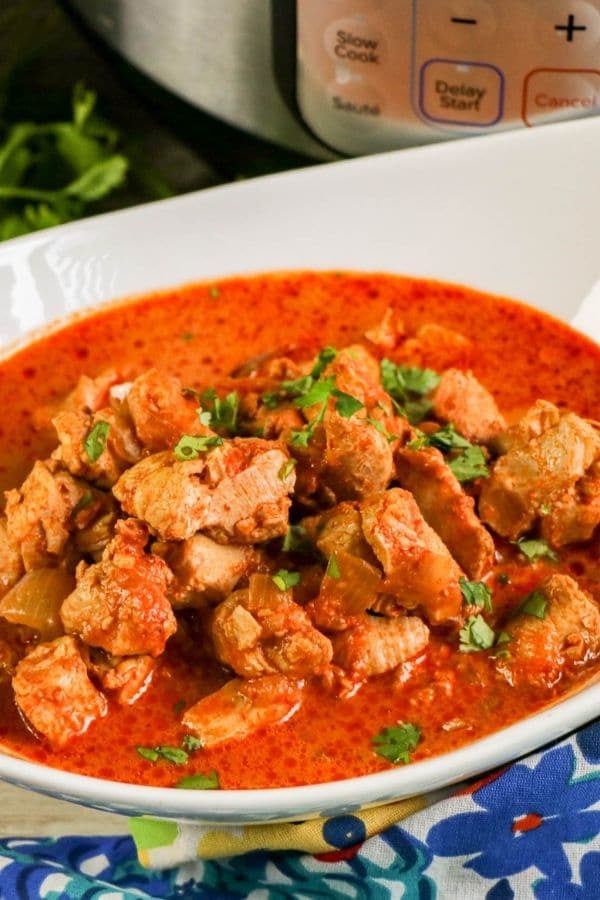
[[296, 1, 600, 154]]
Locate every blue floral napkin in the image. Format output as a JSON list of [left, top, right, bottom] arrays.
[[1, 719, 600, 899]]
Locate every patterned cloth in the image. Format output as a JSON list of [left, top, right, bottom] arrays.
[[2, 720, 600, 899]]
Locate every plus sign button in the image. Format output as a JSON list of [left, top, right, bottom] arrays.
[[537, 2, 600, 51]]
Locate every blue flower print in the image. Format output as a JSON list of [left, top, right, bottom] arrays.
[[577, 720, 600, 765], [533, 851, 600, 899], [427, 745, 600, 883]]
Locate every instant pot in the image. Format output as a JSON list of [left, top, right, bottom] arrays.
[[66, 0, 600, 159]]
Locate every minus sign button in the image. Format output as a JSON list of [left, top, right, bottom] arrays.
[[451, 17, 478, 25]]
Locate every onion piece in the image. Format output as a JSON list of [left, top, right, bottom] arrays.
[[0, 568, 75, 640]]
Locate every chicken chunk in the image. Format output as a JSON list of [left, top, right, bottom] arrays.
[[433, 369, 506, 444], [395, 446, 494, 579], [497, 575, 600, 688], [333, 614, 429, 678], [399, 323, 473, 370], [114, 439, 295, 543], [326, 345, 391, 410], [303, 502, 375, 562], [182, 675, 303, 748], [479, 406, 600, 540], [126, 369, 210, 451], [156, 534, 264, 608], [91, 653, 156, 705], [0, 519, 23, 597], [541, 461, 600, 547], [53, 407, 142, 488], [12, 635, 107, 746], [60, 519, 176, 657], [318, 409, 395, 501], [212, 574, 332, 677], [62, 370, 124, 415], [5, 460, 90, 571], [360, 489, 463, 624], [308, 552, 383, 632]]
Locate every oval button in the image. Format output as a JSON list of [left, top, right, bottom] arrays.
[[523, 68, 600, 126], [326, 76, 384, 119], [324, 17, 386, 68]]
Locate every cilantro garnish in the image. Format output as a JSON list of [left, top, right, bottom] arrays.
[[513, 538, 558, 563], [448, 446, 489, 482], [0, 82, 172, 242], [519, 590, 548, 619], [176, 771, 220, 790], [380, 359, 440, 425], [372, 723, 421, 765], [136, 745, 188, 765], [278, 458, 297, 480], [426, 424, 472, 453], [365, 417, 399, 442], [84, 420, 110, 462], [326, 554, 341, 580], [459, 577, 493, 613], [173, 434, 223, 461], [459, 614, 496, 653], [200, 389, 239, 434], [181, 734, 203, 753], [272, 569, 301, 591], [72, 492, 94, 516], [209, 286, 220, 298], [282, 524, 312, 554]]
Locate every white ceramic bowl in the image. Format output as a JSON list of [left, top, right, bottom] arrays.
[[0, 118, 599, 824]]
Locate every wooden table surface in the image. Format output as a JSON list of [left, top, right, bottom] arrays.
[[0, 782, 126, 838]]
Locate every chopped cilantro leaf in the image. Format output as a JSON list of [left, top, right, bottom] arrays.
[[326, 554, 341, 580], [459, 614, 496, 653], [334, 390, 364, 418], [513, 538, 558, 563], [380, 360, 440, 398], [294, 376, 337, 410], [176, 771, 220, 790], [201, 389, 239, 433], [72, 492, 94, 516], [427, 424, 472, 453], [449, 446, 489, 482], [282, 524, 312, 554], [181, 734, 203, 753], [540, 503, 552, 516], [496, 631, 511, 645], [173, 434, 223, 460], [278, 458, 297, 480], [289, 427, 312, 448], [459, 577, 493, 612], [209, 286, 220, 298], [156, 746, 189, 765], [519, 590, 548, 619], [261, 391, 281, 409], [310, 346, 338, 379], [372, 723, 421, 765], [366, 418, 398, 442], [84, 420, 110, 462], [272, 569, 301, 591], [137, 746, 160, 763]]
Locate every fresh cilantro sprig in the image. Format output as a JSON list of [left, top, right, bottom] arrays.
[[84, 420, 110, 462], [176, 771, 220, 790], [459, 577, 493, 613], [325, 554, 341, 580], [449, 446, 489, 483], [199, 389, 240, 434], [372, 723, 421, 765], [137, 733, 203, 766], [513, 538, 558, 563], [0, 82, 171, 241], [173, 434, 223, 461], [262, 347, 338, 409], [380, 359, 440, 425], [459, 614, 496, 652], [272, 569, 301, 591], [518, 589, 548, 619], [409, 423, 471, 453], [289, 376, 364, 447]]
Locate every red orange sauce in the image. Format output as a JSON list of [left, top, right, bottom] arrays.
[[0, 272, 598, 789]]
